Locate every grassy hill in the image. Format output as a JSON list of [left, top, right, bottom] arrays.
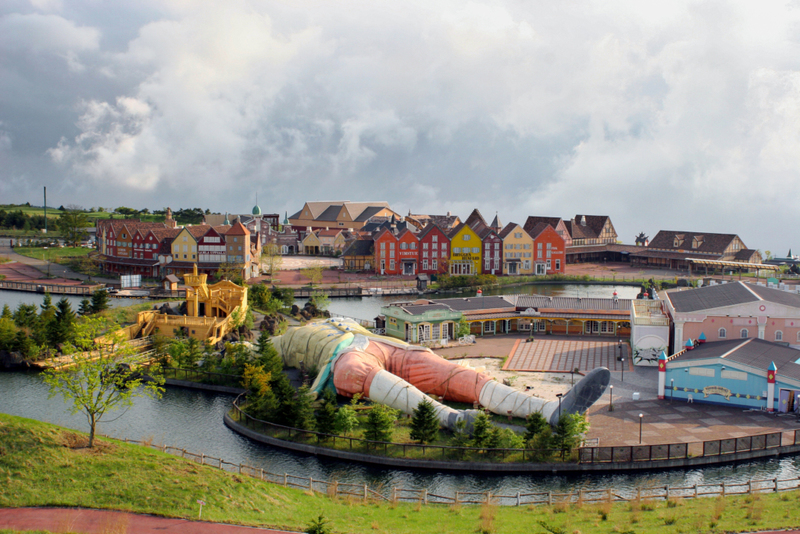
[[2, 413, 800, 533]]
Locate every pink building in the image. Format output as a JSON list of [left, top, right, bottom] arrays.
[[665, 281, 800, 353]]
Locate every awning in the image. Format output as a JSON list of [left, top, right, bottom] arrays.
[[506, 259, 521, 263], [687, 259, 780, 271], [401, 258, 417, 263]]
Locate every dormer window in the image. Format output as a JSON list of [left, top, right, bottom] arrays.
[[692, 235, 704, 249], [673, 234, 685, 248]]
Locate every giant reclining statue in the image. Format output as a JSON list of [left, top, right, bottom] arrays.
[[273, 318, 610, 430]]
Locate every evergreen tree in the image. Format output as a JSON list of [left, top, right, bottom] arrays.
[[0, 317, 17, 351], [78, 298, 92, 316], [241, 363, 279, 420], [294, 385, 316, 431], [48, 297, 77, 346], [362, 403, 397, 444], [524, 412, 550, 444], [1, 304, 12, 320], [272, 373, 299, 426], [183, 337, 204, 367], [410, 399, 439, 444], [333, 403, 358, 436], [13, 304, 39, 329], [90, 289, 110, 314], [471, 411, 493, 448], [13, 330, 37, 359], [256, 335, 284, 378], [315, 389, 338, 437], [553, 412, 589, 458], [40, 292, 54, 313], [449, 420, 472, 458]]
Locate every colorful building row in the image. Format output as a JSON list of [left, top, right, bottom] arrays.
[[344, 209, 566, 277]]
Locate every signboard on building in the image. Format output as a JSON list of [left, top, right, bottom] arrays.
[[120, 274, 142, 288]]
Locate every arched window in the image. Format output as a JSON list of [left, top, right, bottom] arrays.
[[740, 328, 749, 339], [719, 328, 727, 339], [776, 331, 783, 342]]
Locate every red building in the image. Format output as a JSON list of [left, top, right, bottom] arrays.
[[373, 228, 400, 275], [477, 226, 503, 275], [417, 223, 450, 276], [397, 229, 419, 275], [527, 223, 566, 274]]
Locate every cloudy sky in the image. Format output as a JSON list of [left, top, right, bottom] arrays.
[[2, 0, 799, 254]]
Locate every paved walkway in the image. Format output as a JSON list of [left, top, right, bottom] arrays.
[[0, 507, 299, 534], [0, 238, 116, 285], [504, 336, 631, 373]]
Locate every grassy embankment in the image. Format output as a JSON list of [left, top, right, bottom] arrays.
[[2, 413, 800, 534]]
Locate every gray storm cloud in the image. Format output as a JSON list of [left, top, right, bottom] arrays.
[[1, 0, 800, 252]]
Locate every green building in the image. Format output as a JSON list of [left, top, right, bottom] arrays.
[[381, 301, 462, 344]]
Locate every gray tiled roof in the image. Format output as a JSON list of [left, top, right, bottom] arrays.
[[664, 282, 800, 313], [748, 283, 800, 308], [514, 295, 632, 311], [396, 303, 453, 315], [432, 295, 515, 311], [672, 339, 800, 382]]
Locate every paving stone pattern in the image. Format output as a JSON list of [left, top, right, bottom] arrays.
[[505, 337, 630, 372]]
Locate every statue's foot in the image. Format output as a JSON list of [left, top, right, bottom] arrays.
[[548, 367, 611, 426]]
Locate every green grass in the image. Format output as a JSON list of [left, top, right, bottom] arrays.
[[4, 413, 800, 533], [13, 246, 93, 260]]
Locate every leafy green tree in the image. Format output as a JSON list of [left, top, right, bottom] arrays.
[[410, 399, 439, 444], [553, 412, 589, 458], [0, 317, 17, 351], [1, 305, 12, 320], [333, 403, 358, 436], [42, 316, 165, 447], [90, 289, 110, 314], [309, 291, 330, 311], [57, 209, 90, 247], [183, 337, 205, 367], [78, 298, 92, 316], [456, 317, 470, 338], [362, 403, 397, 443], [449, 419, 472, 457], [301, 266, 323, 287], [315, 389, 338, 437], [471, 411, 493, 448]]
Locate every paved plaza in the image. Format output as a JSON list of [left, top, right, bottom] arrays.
[[503, 336, 631, 372]]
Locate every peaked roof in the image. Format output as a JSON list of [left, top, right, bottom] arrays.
[[342, 238, 374, 256], [523, 216, 563, 235], [490, 213, 501, 229], [647, 230, 741, 254], [525, 222, 552, 240], [464, 209, 487, 228], [406, 213, 461, 231], [418, 222, 450, 240], [498, 222, 523, 239], [226, 221, 249, 236], [667, 281, 800, 313], [671, 338, 800, 381], [569, 215, 612, 240]]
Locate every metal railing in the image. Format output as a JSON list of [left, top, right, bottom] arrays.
[[230, 395, 563, 463], [144, 365, 243, 389]]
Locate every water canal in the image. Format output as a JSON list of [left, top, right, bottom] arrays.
[[3, 284, 800, 498]]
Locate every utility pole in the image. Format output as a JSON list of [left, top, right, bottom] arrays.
[[43, 186, 47, 234]]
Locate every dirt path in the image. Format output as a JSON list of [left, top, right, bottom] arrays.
[[0, 507, 299, 534]]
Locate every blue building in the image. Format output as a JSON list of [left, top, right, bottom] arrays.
[[663, 338, 800, 412]]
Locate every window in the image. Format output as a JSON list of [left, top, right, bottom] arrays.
[[411, 242, 417, 249], [390, 250, 395, 258], [463, 234, 470, 241], [390, 242, 395, 249], [494, 242, 499, 249], [472, 247, 479, 254], [423, 250, 428, 258], [546, 259, 551, 270], [423, 242, 429, 249], [454, 247, 461, 253], [390, 260, 395, 270], [485, 260, 490, 270], [423, 260, 428, 270], [381, 242, 386, 249], [776, 331, 783, 341], [400, 242, 407, 250], [547, 243, 552, 249], [441, 244, 447, 252], [432, 260, 437, 270], [485, 243, 490, 250], [432, 235, 438, 243], [538, 250, 542, 259], [523, 260, 530, 270], [537, 243, 542, 249], [514, 232, 522, 238], [441, 250, 447, 258], [740, 328, 749, 339], [555, 259, 561, 270]]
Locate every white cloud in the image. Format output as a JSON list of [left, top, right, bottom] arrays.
[[0, 0, 797, 253]]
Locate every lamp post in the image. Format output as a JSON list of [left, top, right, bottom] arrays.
[[639, 413, 644, 444], [621, 357, 625, 382], [608, 385, 614, 412], [556, 393, 563, 419], [670, 378, 674, 404]]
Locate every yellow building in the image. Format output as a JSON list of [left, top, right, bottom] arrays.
[[171, 227, 202, 263], [498, 223, 534, 275], [448, 222, 482, 275]]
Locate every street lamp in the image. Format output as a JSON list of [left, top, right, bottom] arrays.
[[621, 357, 625, 382], [609, 385, 614, 412], [556, 393, 563, 419], [639, 413, 644, 444], [670, 378, 674, 404]]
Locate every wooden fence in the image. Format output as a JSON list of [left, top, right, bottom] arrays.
[[0, 280, 104, 295], [112, 435, 800, 506]]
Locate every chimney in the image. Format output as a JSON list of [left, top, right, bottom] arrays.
[[447, 211, 451, 217], [580, 215, 587, 226]]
